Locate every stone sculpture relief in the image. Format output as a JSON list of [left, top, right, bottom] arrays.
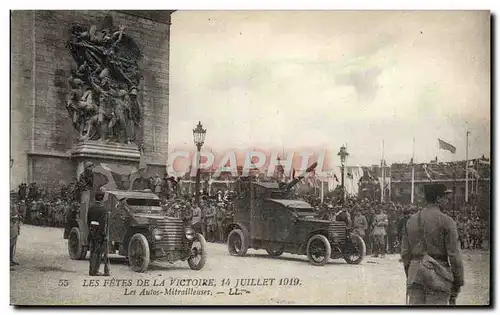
[[66, 16, 143, 144]]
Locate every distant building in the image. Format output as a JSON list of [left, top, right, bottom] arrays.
[[390, 158, 490, 209]]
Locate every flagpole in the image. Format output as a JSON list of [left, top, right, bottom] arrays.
[[388, 166, 391, 201], [381, 140, 385, 202], [411, 137, 415, 204], [321, 179, 324, 203], [350, 176, 354, 197], [470, 160, 474, 195], [476, 158, 479, 196], [436, 139, 439, 163], [465, 130, 470, 202]]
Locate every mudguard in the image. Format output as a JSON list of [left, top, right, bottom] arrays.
[[228, 222, 250, 244]]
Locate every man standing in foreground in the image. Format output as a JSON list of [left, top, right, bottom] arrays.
[[401, 185, 464, 305], [87, 191, 109, 276]]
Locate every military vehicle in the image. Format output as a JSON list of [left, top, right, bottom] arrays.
[[225, 164, 366, 266], [64, 190, 207, 272]]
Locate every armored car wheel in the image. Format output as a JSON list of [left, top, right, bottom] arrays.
[[128, 233, 150, 273], [343, 234, 366, 265], [227, 229, 248, 256], [266, 244, 285, 257], [68, 227, 87, 260], [306, 234, 331, 266], [188, 233, 207, 270]]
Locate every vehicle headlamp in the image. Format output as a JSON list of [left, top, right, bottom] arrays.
[[185, 227, 195, 240], [152, 228, 163, 240]]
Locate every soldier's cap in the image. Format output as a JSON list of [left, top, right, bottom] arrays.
[[424, 183, 446, 203], [444, 188, 453, 194], [84, 161, 95, 169], [94, 190, 105, 199]]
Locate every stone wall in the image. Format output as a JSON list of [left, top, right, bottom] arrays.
[[10, 10, 173, 189], [28, 154, 76, 186], [10, 11, 35, 188]]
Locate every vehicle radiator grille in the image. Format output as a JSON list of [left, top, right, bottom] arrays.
[[154, 218, 185, 250], [328, 222, 347, 242]]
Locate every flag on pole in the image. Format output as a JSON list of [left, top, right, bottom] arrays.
[[438, 139, 456, 154], [308, 170, 318, 188], [427, 166, 444, 177], [423, 164, 433, 182]]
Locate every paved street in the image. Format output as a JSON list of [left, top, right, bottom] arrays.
[[11, 225, 490, 306]]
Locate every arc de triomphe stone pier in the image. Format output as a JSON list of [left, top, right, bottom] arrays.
[[10, 10, 174, 190]]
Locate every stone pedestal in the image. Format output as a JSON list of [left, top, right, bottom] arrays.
[[72, 140, 141, 178], [72, 140, 141, 161]]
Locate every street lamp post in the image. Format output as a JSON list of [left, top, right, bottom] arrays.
[[337, 145, 349, 203], [192, 121, 207, 235]]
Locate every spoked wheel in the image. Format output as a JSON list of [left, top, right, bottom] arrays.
[[188, 233, 207, 270], [227, 229, 248, 256], [68, 227, 87, 260], [343, 234, 366, 265], [266, 244, 285, 257], [306, 234, 331, 266], [128, 233, 150, 273]]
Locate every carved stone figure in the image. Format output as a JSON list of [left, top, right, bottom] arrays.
[[66, 17, 143, 144], [66, 76, 85, 133], [108, 83, 130, 143]]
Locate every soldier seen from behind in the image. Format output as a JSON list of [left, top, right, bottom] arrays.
[[87, 191, 109, 276], [401, 184, 464, 305]]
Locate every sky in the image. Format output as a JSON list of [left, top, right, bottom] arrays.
[[168, 10, 490, 169]]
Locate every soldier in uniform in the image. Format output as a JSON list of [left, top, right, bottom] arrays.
[[387, 206, 399, 253], [352, 208, 368, 238], [153, 174, 162, 196], [401, 185, 464, 305], [79, 162, 95, 191], [365, 208, 375, 255], [372, 205, 388, 258], [206, 202, 216, 242], [216, 202, 225, 243], [10, 193, 22, 266], [131, 166, 150, 191], [397, 206, 412, 260], [335, 206, 352, 228], [87, 191, 108, 276]]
